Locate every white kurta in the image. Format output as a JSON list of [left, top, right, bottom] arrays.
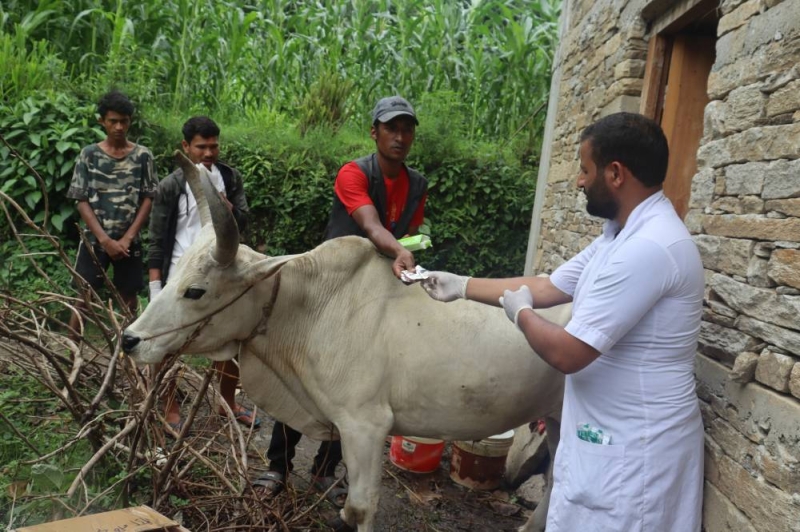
[[547, 191, 704, 531], [170, 163, 226, 272]]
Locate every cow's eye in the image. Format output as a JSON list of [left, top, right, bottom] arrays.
[[183, 287, 206, 300]]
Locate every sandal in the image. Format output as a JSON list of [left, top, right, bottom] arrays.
[[252, 471, 285, 499], [165, 419, 184, 439], [313, 475, 349, 508], [219, 405, 262, 429]]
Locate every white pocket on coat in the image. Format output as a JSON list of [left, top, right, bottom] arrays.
[[564, 438, 626, 511]]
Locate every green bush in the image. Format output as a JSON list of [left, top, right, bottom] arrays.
[[148, 93, 535, 277], [422, 157, 535, 277], [0, 93, 101, 238], [0, 237, 73, 296]]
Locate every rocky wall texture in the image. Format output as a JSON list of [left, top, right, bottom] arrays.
[[534, 0, 648, 273], [534, 0, 800, 530]]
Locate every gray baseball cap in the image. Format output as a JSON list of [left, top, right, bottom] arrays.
[[371, 96, 419, 125]]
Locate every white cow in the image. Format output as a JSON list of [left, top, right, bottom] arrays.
[[122, 152, 571, 532]]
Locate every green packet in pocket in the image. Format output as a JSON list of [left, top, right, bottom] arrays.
[[398, 234, 433, 251], [577, 422, 612, 445]]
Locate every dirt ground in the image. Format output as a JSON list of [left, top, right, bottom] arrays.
[[245, 409, 544, 532]]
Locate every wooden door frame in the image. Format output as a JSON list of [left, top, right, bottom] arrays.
[[640, 0, 719, 218], [640, 0, 719, 121]]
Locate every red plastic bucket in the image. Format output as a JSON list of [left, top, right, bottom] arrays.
[[389, 436, 445, 473]]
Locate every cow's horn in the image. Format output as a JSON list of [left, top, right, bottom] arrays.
[[174, 151, 239, 266]]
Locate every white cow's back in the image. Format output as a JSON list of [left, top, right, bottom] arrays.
[[243, 237, 569, 443]]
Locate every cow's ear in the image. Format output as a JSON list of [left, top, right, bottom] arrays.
[[244, 254, 304, 285]]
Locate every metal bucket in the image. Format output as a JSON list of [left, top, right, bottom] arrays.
[[450, 430, 515, 490]]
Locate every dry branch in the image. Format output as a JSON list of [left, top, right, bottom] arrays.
[[0, 148, 331, 531]]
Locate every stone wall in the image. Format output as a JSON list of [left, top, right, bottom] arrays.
[[532, 0, 649, 273], [530, 0, 800, 530]]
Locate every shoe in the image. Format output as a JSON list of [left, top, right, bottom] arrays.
[[165, 419, 184, 439], [252, 470, 285, 498]]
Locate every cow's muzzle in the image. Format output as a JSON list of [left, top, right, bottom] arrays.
[[121, 332, 141, 353]]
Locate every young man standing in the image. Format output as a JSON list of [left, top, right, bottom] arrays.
[[68, 90, 156, 337], [148, 116, 259, 430], [256, 96, 427, 507], [422, 113, 704, 531]]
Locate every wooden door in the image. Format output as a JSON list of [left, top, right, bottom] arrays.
[[659, 35, 715, 219]]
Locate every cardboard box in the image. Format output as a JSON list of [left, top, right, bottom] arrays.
[[13, 505, 190, 532]]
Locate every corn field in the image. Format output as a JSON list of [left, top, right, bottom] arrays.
[[0, 0, 559, 142]]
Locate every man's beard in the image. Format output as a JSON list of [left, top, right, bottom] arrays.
[[585, 181, 619, 220]]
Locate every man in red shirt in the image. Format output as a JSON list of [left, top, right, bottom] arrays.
[[325, 95, 428, 277], [256, 96, 427, 509]]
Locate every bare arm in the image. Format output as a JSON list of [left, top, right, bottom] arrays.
[[351, 204, 414, 278], [515, 309, 599, 374], [467, 275, 572, 309]]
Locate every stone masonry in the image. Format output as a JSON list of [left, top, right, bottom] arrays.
[[528, 0, 800, 530]]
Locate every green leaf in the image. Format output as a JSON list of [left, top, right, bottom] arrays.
[[0, 177, 17, 192], [31, 464, 64, 490], [60, 160, 74, 176], [25, 191, 42, 209], [4, 129, 24, 141], [0, 167, 15, 180], [60, 127, 81, 140], [51, 213, 64, 232], [56, 141, 72, 153], [29, 133, 42, 147]]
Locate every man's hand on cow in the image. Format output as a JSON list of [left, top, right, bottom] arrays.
[[500, 285, 534, 329], [149, 280, 162, 301], [421, 271, 470, 302], [392, 249, 416, 279]]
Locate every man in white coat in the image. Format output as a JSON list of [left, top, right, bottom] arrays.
[[421, 112, 704, 531]]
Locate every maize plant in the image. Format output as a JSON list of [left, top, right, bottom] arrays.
[[1, 0, 559, 146]]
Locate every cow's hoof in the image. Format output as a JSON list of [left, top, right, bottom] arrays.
[[327, 515, 355, 532]]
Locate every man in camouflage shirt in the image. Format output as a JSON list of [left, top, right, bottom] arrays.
[[67, 91, 156, 338]]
